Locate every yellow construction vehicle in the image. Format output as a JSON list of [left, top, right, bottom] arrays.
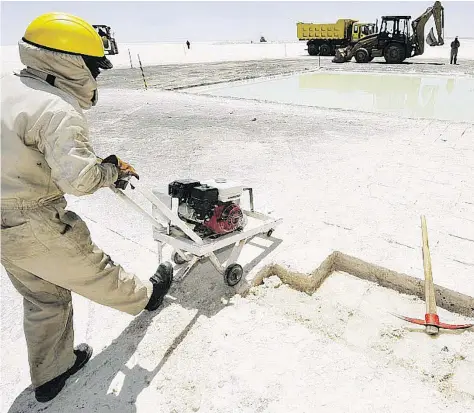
[[92, 25, 119, 55], [333, 1, 444, 64], [297, 19, 377, 56]]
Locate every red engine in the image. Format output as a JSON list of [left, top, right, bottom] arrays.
[[169, 179, 247, 236], [203, 203, 245, 235]]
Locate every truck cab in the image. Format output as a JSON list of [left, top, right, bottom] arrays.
[[352, 23, 377, 41], [374, 16, 412, 61], [378, 16, 411, 42]]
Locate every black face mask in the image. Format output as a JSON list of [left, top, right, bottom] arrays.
[[82, 55, 113, 79]]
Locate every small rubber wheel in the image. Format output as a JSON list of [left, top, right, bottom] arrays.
[[173, 251, 188, 265], [266, 229, 274, 237], [224, 264, 243, 286]]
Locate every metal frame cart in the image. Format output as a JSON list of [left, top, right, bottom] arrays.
[[110, 180, 282, 286]]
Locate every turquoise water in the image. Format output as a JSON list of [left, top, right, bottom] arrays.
[[198, 72, 474, 122]]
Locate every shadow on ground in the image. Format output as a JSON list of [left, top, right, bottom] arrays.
[[370, 61, 446, 66], [7, 308, 191, 413], [6, 235, 282, 413]]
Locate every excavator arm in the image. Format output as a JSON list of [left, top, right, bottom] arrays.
[[411, 1, 444, 57]]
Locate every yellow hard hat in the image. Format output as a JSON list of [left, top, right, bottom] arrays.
[[22, 12, 105, 57]]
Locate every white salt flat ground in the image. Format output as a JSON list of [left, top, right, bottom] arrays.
[[2, 38, 474, 76], [1, 42, 474, 412]]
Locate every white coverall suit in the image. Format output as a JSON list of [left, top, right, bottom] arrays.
[[1, 41, 153, 387]]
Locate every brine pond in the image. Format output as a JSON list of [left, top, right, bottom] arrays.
[[193, 71, 474, 122]]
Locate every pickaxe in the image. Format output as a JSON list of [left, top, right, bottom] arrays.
[[392, 215, 473, 335]]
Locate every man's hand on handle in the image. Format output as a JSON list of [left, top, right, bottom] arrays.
[[100, 155, 139, 189]]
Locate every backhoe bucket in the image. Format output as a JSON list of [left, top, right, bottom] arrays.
[[332, 47, 350, 63], [426, 27, 439, 46]]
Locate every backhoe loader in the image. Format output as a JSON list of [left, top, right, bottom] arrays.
[[93, 25, 119, 55], [333, 1, 444, 64]]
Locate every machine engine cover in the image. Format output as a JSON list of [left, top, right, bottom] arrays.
[[201, 178, 243, 202]]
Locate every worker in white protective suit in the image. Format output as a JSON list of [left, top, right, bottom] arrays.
[[1, 12, 173, 403]]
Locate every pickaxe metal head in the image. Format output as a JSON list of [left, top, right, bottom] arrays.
[[391, 312, 474, 332]]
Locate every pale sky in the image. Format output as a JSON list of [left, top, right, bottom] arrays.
[[1, 1, 473, 45]]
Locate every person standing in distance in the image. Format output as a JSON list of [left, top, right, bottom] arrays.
[[450, 36, 460, 64]]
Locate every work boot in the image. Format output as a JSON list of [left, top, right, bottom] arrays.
[[145, 262, 174, 311], [35, 343, 93, 403]]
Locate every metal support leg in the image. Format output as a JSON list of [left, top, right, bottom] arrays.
[[208, 252, 226, 275], [177, 256, 200, 282], [157, 241, 163, 265], [225, 239, 247, 268], [243, 187, 254, 212]]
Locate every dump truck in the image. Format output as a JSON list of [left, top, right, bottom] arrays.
[[332, 1, 444, 64], [297, 19, 377, 56]]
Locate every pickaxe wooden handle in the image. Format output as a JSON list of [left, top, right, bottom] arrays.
[[421, 215, 439, 335]]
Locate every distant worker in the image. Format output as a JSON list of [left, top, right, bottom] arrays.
[[450, 36, 460, 64], [186, 40, 190, 49]]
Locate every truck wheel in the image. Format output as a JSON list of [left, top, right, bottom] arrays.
[[384, 44, 406, 64], [319, 44, 331, 56], [308, 43, 318, 56], [355, 48, 370, 63]]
